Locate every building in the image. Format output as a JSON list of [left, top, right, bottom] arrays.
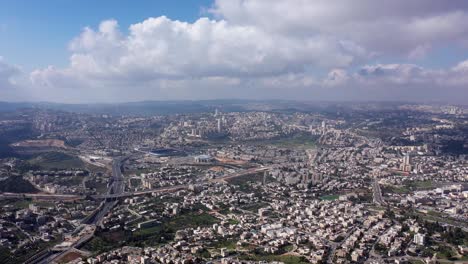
[[194, 155, 214, 163], [217, 119, 222, 133], [414, 233, 425, 246], [400, 153, 412, 172]]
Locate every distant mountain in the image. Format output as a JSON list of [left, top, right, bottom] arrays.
[[0, 100, 244, 115], [1, 100, 462, 116]]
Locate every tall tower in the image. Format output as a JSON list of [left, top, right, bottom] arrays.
[[400, 153, 412, 172], [217, 119, 222, 133], [263, 171, 268, 185], [403, 153, 411, 165], [302, 173, 309, 188]]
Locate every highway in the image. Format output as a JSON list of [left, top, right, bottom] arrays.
[[84, 157, 125, 226], [0, 192, 82, 200], [29, 157, 126, 264], [5, 165, 270, 201], [27, 161, 267, 263], [92, 166, 269, 199], [372, 178, 385, 205]]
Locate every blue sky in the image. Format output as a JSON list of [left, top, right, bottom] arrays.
[[0, 0, 212, 70], [0, 0, 467, 103]]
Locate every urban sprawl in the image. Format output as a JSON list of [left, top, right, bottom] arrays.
[[0, 102, 466, 264]]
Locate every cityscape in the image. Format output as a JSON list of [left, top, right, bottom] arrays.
[[0, 101, 466, 264], [1, 1, 468, 264]]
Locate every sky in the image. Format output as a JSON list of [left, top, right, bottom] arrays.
[[1, 0, 468, 104]]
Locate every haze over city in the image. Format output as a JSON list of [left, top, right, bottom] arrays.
[[1, 0, 468, 103]]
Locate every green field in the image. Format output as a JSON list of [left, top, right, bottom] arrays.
[[209, 239, 238, 250], [239, 254, 309, 264], [388, 186, 411, 194], [0, 198, 32, 208], [0, 177, 39, 193], [226, 172, 273, 193], [85, 179, 109, 193], [407, 180, 434, 190], [384, 180, 435, 194], [0, 237, 61, 264], [28, 152, 85, 170], [82, 236, 116, 253], [241, 202, 269, 212], [227, 218, 240, 225], [320, 194, 339, 201], [130, 211, 219, 247], [83, 231, 129, 253]]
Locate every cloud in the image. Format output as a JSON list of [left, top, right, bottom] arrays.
[[33, 17, 360, 83], [319, 61, 468, 103], [211, 0, 468, 55], [0, 57, 38, 101], [28, 16, 368, 102], [408, 44, 432, 60], [19, 1, 468, 103], [0, 57, 21, 89], [323, 69, 349, 87]]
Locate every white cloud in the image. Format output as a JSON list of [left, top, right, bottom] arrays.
[[211, 0, 468, 55], [14, 1, 468, 103], [0, 57, 40, 101], [452, 59, 468, 72], [0, 57, 21, 89], [408, 44, 432, 60], [323, 69, 349, 87], [28, 16, 368, 102], [34, 17, 360, 83], [318, 61, 468, 103]]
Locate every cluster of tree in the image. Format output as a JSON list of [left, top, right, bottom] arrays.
[[0, 176, 39, 193], [424, 221, 467, 245]]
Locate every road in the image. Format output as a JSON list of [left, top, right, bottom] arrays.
[[0, 192, 82, 200], [83, 158, 125, 225], [92, 166, 270, 199], [5, 165, 269, 201], [372, 178, 385, 205], [24, 163, 269, 263], [325, 227, 357, 263], [29, 157, 126, 264]]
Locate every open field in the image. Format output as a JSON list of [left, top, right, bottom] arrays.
[[11, 139, 67, 149], [0, 176, 39, 193], [58, 251, 83, 263], [239, 253, 309, 264], [128, 211, 218, 248], [320, 194, 340, 201], [28, 152, 85, 170]]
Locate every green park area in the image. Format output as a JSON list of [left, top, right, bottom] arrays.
[[28, 152, 85, 170], [84, 209, 220, 252], [239, 253, 309, 264], [320, 194, 339, 201]]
